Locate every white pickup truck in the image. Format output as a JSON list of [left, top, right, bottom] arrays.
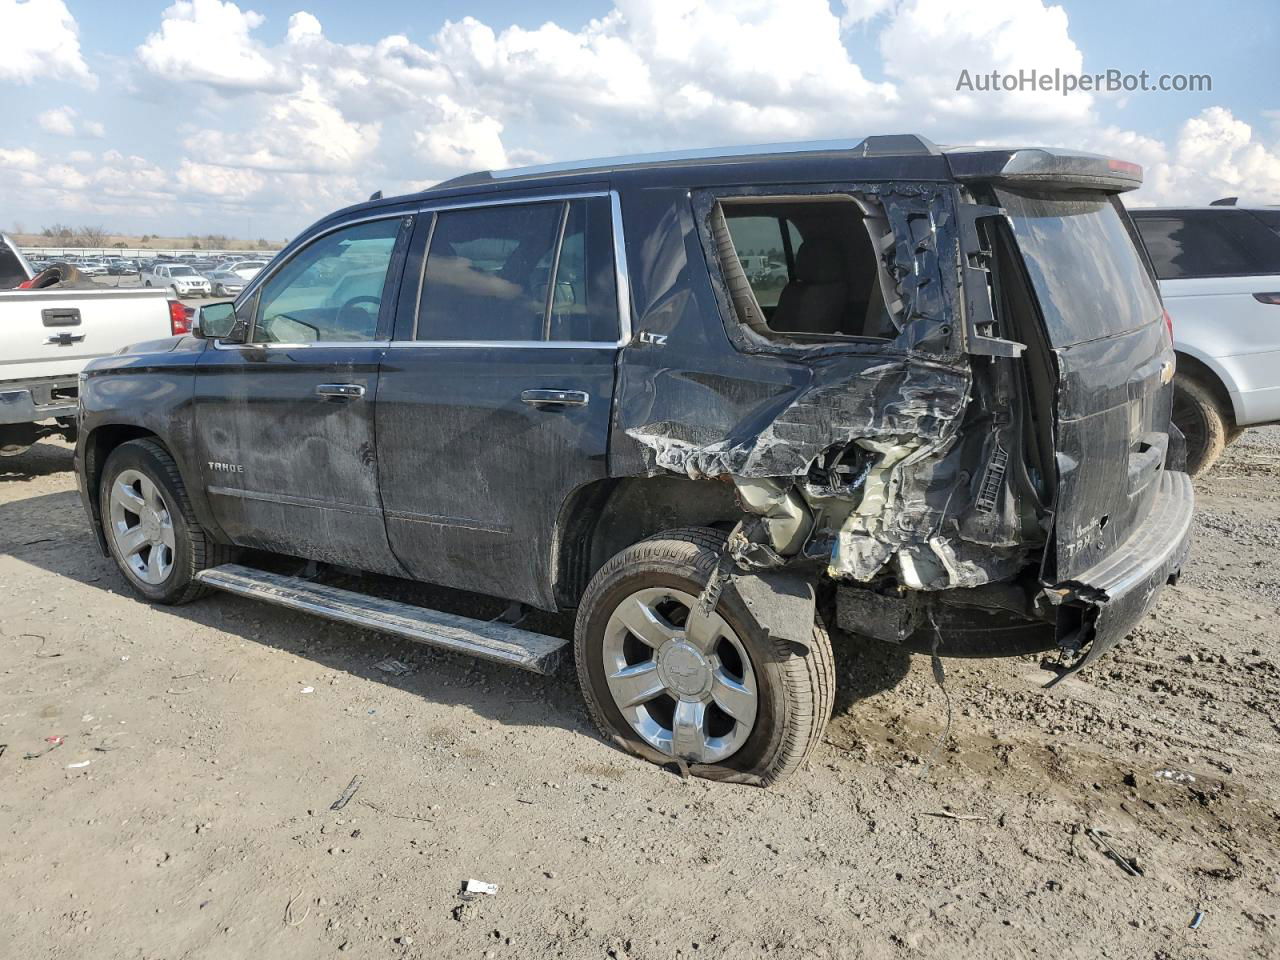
[[1, 237, 191, 456]]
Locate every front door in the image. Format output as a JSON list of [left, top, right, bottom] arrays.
[[194, 214, 413, 575], [376, 193, 625, 607]]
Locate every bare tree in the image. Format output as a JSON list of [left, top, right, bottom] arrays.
[[75, 225, 109, 247]]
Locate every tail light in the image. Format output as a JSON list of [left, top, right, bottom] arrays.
[[1252, 293, 1280, 305], [1162, 307, 1174, 342], [169, 299, 193, 336]]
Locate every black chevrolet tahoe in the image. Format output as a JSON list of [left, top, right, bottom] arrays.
[[75, 135, 1193, 785]]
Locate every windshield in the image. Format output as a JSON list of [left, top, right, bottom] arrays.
[[169, 266, 197, 277], [998, 190, 1162, 345]]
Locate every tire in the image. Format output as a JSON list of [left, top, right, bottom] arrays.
[[574, 527, 835, 786], [99, 438, 231, 604], [1172, 375, 1228, 477]]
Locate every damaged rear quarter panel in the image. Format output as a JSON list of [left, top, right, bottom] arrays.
[[611, 181, 1022, 591]]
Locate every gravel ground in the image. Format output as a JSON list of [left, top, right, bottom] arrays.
[[1, 431, 1277, 959]]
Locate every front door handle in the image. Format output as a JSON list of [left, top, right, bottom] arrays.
[[315, 383, 366, 401], [520, 388, 589, 407]]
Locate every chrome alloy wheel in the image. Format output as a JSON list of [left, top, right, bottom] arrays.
[[108, 469, 176, 585], [601, 586, 758, 763]]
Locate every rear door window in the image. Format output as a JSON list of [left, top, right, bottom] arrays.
[[1130, 210, 1280, 279], [417, 197, 619, 343], [998, 190, 1162, 345]]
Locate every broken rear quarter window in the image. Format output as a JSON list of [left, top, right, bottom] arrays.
[[713, 196, 896, 341]]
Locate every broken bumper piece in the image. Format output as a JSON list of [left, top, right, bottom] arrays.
[[1049, 469, 1194, 679]]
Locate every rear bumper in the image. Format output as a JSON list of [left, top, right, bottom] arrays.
[[0, 378, 78, 425], [1052, 469, 1194, 675]]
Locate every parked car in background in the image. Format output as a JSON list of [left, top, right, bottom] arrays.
[[229, 259, 268, 280], [142, 262, 212, 298], [1129, 204, 1280, 474], [70, 259, 107, 276], [75, 136, 1191, 786], [1, 233, 33, 289], [203, 267, 246, 298], [2, 277, 188, 456], [106, 258, 137, 275]]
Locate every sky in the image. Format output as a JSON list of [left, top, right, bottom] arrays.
[[0, 0, 1277, 240]]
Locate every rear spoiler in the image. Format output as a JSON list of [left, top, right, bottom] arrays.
[[944, 147, 1143, 193]]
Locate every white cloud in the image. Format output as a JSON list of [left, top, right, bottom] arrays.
[[879, 0, 1092, 132], [1129, 108, 1280, 206], [7, 0, 1274, 238], [191, 77, 381, 175], [0, 147, 41, 171], [37, 106, 76, 137], [175, 160, 266, 200], [35, 105, 105, 139], [137, 0, 289, 92], [0, 0, 95, 88], [411, 95, 512, 171]]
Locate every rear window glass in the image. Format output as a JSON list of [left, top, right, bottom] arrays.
[[998, 190, 1162, 345], [418, 197, 618, 343], [1130, 210, 1280, 279]]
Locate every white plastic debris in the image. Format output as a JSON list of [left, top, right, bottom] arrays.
[[462, 879, 498, 896], [1154, 769, 1196, 784], [300, 687, 315, 695], [374, 658, 412, 677], [67, 760, 91, 769]]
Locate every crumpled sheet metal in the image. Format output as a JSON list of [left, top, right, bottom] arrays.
[[626, 355, 969, 481]]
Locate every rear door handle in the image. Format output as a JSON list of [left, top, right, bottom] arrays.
[[520, 388, 589, 407], [315, 383, 366, 400]]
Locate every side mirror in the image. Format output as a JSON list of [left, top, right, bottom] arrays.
[[195, 302, 245, 342]]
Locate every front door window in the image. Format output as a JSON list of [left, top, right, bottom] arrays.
[[253, 219, 403, 343]]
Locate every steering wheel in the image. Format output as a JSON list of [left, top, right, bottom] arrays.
[[338, 295, 380, 316]]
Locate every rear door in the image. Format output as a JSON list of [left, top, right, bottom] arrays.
[[997, 189, 1175, 581], [375, 191, 626, 608], [193, 213, 413, 575]]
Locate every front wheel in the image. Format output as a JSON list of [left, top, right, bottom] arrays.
[[99, 438, 231, 604], [574, 528, 835, 786]]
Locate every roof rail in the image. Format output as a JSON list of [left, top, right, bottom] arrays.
[[423, 134, 940, 190]]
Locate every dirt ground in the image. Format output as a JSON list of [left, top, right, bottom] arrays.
[[2, 432, 1277, 960]]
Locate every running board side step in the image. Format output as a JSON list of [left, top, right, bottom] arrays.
[[195, 564, 567, 674]]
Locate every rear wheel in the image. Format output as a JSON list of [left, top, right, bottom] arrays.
[[1172, 375, 1228, 477], [574, 528, 834, 786], [99, 439, 231, 604]]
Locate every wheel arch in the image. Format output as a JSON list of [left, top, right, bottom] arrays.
[[1175, 348, 1238, 428], [551, 475, 743, 609], [82, 425, 225, 553]]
